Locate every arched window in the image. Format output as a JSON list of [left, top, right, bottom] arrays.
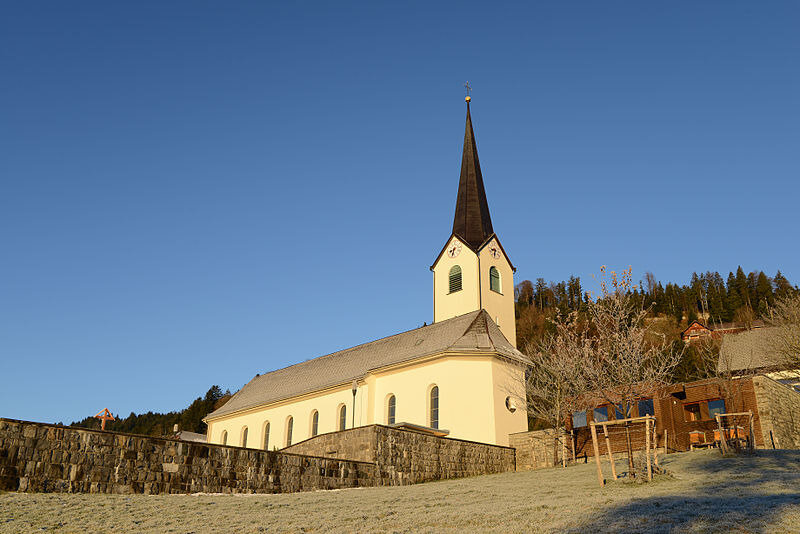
[[429, 385, 439, 429], [338, 404, 347, 431], [311, 410, 319, 437], [241, 426, 248, 448], [489, 266, 501, 293], [221, 430, 228, 446], [449, 265, 462, 293], [262, 422, 270, 450], [387, 394, 396, 425], [286, 416, 293, 447]]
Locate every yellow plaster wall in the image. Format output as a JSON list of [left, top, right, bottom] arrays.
[[206, 383, 368, 450], [368, 355, 497, 443], [432, 236, 479, 324], [206, 353, 524, 447], [490, 358, 529, 446], [478, 237, 516, 346]]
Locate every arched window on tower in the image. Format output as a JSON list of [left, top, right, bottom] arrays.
[[262, 421, 270, 450], [387, 394, 396, 425], [449, 265, 462, 293], [429, 385, 439, 429], [241, 426, 248, 448], [489, 266, 501, 293], [311, 410, 319, 437], [338, 404, 347, 431], [221, 430, 228, 446]]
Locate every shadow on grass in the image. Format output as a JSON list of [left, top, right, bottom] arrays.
[[569, 450, 800, 533]]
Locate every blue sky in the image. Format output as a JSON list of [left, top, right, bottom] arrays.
[[2, 2, 798, 423]]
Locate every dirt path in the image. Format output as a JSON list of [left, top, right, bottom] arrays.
[[2, 449, 799, 533]]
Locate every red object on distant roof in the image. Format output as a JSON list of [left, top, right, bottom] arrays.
[[94, 408, 115, 430]]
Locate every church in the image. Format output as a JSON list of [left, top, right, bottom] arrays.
[[204, 97, 530, 448]]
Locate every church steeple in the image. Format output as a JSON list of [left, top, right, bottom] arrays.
[[431, 95, 516, 346], [452, 101, 494, 251]]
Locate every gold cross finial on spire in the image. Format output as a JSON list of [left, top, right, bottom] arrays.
[[464, 81, 471, 102]]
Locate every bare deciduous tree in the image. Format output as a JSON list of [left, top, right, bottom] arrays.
[[523, 313, 590, 466], [581, 267, 683, 474], [520, 267, 682, 475]]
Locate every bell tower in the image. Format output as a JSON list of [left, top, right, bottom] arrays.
[[430, 97, 517, 346]]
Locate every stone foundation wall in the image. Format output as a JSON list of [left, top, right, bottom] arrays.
[[508, 429, 563, 470], [753, 375, 800, 449], [0, 419, 375, 494], [285, 425, 516, 484]]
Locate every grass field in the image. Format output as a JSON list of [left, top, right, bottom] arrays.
[[2, 449, 799, 533]]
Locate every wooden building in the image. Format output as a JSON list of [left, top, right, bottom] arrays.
[[568, 377, 767, 458]]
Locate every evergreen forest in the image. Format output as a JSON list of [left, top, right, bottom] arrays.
[[515, 266, 798, 382]]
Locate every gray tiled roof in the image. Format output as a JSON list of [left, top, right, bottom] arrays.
[[719, 328, 784, 372], [206, 310, 529, 420]]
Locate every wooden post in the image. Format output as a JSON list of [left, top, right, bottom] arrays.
[[602, 423, 617, 480], [571, 429, 576, 462], [716, 414, 728, 455], [748, 411, 755, 453], [645, 416, 652, 481], [652, 418, 659, 468], [561, 428, 567, 468], [590, 423, 604, 487], [664, 428, 668, 454]]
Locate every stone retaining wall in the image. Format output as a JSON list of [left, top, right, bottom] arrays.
[[285, 425, 516, 484], [0, 418, 374, 494], [0, 419, 514, 494], [753, 375, 800, 449]]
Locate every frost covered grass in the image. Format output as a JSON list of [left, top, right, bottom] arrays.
[[2, 449, 800, 533]]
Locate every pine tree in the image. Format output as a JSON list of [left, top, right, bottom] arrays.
[[735, 266, 749, 308], [755, 271, 774, 314]]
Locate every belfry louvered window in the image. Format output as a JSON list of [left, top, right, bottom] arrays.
[[449, 265, 462, 293], [489, 266, 501, 293]]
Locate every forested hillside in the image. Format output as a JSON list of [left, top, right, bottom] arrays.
[[515, 266, 798, 382]]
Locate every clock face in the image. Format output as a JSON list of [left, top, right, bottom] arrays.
[[488, 244, 501, 259], [447, 241, 462, 258]]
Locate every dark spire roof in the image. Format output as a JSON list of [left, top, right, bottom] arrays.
[[452, 102, 494, 250]]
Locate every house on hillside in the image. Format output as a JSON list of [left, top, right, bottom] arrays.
[[681, 320, 766, 343], [681, 321, 712, 342]]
